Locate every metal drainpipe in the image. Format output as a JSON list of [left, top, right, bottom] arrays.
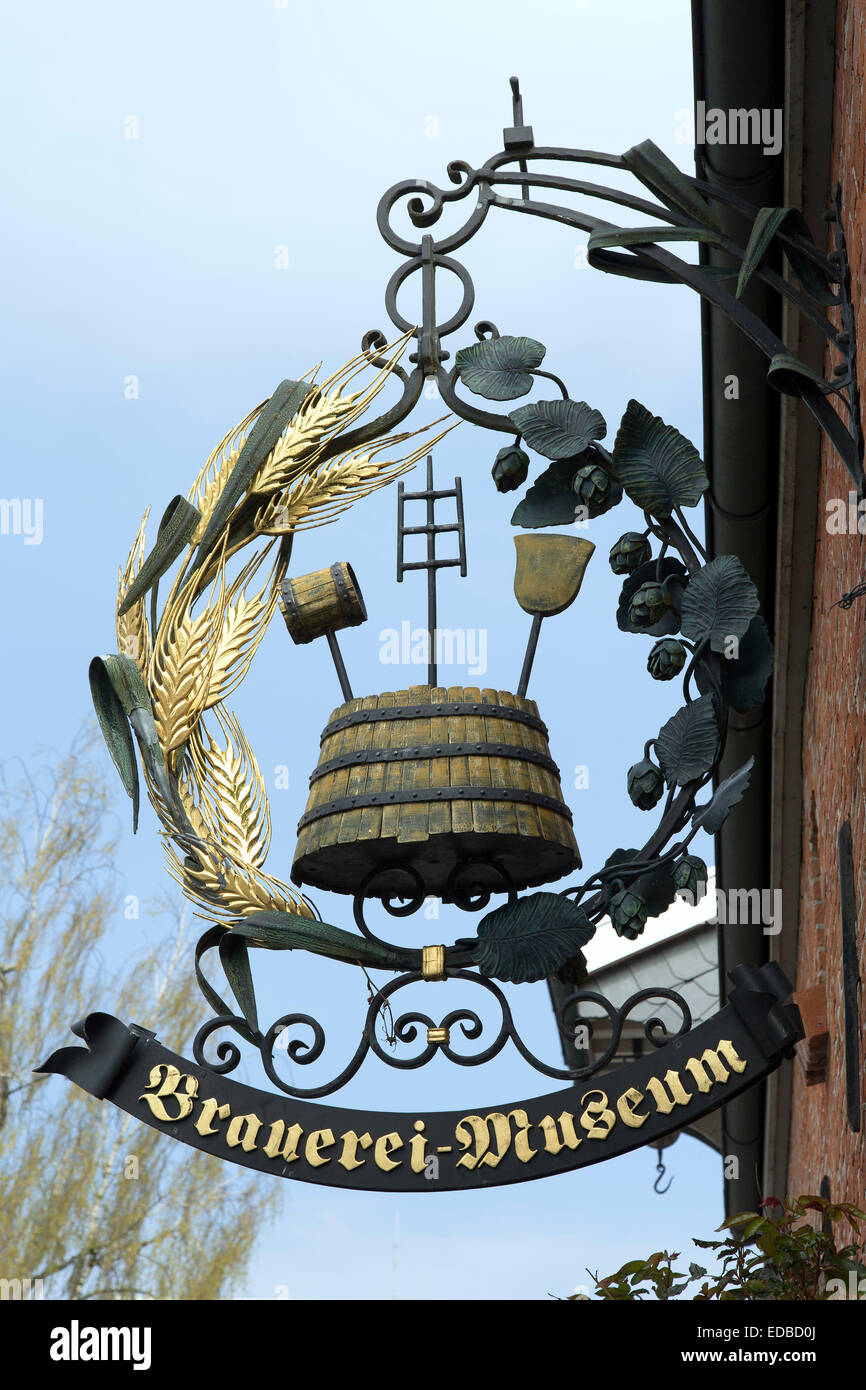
[[691, 0, 785, 1216]]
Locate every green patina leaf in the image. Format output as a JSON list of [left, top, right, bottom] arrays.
[[89, 654, 170, 832], [510, 457, 580, 528], [656, 695, 719, 786], [455, 335, 546, 401], [89, 656, 141, 832], [586, 225, 725, 282], [737, 207, 791, 299], [776, 210, 840, 306], [475, 893, 594, 985], [230, 910, 409, 971], [766, 352, 834, 397], [680, 555, 760, 652], [219, 933, 259, 1034], [118, 495, 201, 619], [692, 756, 754, 836], [723, 615, 774, 711], [510, 399, 607, 460], [612, 400, 708, 517], [622, 138, 722, 231]]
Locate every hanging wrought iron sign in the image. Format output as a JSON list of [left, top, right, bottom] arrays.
[[41, 80, 813, 1189]]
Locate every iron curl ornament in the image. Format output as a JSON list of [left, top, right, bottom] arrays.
[[81, 78, 803, 1104]]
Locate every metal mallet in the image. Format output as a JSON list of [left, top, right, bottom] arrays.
[[278, 562, 367, 701]]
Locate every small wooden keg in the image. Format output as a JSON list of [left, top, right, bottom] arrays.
[[292, 684, 580, 900], [279, 562, 366, 645]]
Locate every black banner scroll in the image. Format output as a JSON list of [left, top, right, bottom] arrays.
[[37, 962, 802, 1192]]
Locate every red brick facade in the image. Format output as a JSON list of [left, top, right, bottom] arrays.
[[787, 0, 866, 1225]]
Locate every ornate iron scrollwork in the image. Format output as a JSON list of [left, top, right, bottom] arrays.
[[327, 77, 861, 492]]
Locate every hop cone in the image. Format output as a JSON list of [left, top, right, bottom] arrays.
[[672, 854, 708, 904], [609, 531, 652, 575], [627, 758, 665, 810], [647, 638, 687, 681], [573, 463, 622, 518], [492, 444, 530, 494], [610, 889, 648, 940], [628, 580, 672, 629]]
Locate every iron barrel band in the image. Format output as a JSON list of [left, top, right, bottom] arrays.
[[320, 701, 549, 739], [310, 740, 561, 782], [297, 785, 574, 829]]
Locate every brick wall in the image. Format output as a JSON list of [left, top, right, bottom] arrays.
[[786, 0, 866, 1227]]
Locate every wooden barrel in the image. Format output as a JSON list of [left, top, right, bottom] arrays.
[[291, 684, 580, 899], [279, 562, 366, 644]]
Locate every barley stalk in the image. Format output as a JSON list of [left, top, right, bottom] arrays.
[[116, 507, 152, 673]]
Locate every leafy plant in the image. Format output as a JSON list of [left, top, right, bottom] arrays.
[[474, 893, 594, 984], [575, 1196, 866, 1301]]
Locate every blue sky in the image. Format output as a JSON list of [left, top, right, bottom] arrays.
[[1, 0, 730, 1299]]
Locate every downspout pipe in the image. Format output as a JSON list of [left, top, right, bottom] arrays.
[[690, 0, 785, 1217]]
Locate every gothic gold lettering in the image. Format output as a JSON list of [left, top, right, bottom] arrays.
[[538, 1111, 582, 1155], [195, 1096, 231, 1136], [646, 1069, 693, 1115], [305, 1128, 336, 1166], [684, 1040, 748, 1093], [579, 1089, 616, 1140], [374, 1131, 404, 1171], [226, 1112, 262, 1152], [409, 1120, 428, 1173], [455, 1110, 537, 1169], [338, 1130, 373, 1171], [138, 1064, 199, 1122], [616, 1086, 649, 1128], [264, 1120, 304, 1162]]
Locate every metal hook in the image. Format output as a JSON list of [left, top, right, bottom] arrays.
[[653, 1154, 673, 1195]]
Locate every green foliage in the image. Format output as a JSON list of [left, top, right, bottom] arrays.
[[455, 335, 546, 400], [509, 399, 607, 460], [736, 207, 791, 300], [88, 654, 168, 832], [723, 615, 774, 711], [692, 757, 754, 836], [680, 554, 760, 653], [656, 693, 718, 786], [509, 457, 582, 528], [612, 400, 708, 517], [577, 1196, 866, 1301], [475, 893, 594, 984]]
